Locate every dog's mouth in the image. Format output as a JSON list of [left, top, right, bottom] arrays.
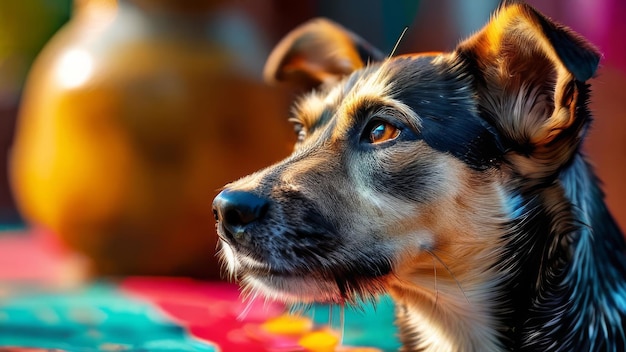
[[243, 271, 357, 304], [212, 191, 395, 305], [242, 265, 390, 305], [217, 233, 391, 305]]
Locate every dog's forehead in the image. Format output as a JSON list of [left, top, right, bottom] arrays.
[[291, 52, 502, 170], [293, 53, 459, 130]]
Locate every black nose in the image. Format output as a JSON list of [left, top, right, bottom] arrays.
[[212, 189, 269, 242]]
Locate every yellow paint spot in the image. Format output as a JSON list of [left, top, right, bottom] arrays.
[[299, 328, 340, 352], [261, 313, 314, 336]]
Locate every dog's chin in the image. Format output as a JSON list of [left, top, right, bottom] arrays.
[[218, 241, 387, 304], [241, 272, 350, 304]]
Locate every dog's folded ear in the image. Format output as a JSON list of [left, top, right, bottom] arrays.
[[457, 3, 601, 178], [263, 18, 385, 90]]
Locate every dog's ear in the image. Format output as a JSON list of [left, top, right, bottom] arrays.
[[263, 18, 385, 90], [457, 3, 601, 178]]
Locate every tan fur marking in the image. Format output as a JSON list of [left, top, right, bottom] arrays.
[[389, 160, 508, 351], [463, 4, 578, 146], [214, 3, 609, 351]]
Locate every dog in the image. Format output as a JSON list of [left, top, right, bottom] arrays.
[[212, 2, 626, 351]]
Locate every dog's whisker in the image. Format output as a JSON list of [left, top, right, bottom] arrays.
[[426, 249, 470, 305], [328, 303, 334, 327], [237, 291, 260, 321], [431, 255, 440, 316], [388, 26, 409, 58], [339, 304, 346, 347]]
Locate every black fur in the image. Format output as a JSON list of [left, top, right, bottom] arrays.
[[214, 3, 626, 350], [388, 56, 503, 171]]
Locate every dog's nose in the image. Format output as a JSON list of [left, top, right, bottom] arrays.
[[212, 189, 269, 241]]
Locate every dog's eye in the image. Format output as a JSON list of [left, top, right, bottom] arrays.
[[289, 118, 307, 142], [368, 121, 400, 144]]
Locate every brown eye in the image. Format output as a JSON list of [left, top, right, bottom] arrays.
[[289, 118, 307, 142], [369, 122, 400, 144]]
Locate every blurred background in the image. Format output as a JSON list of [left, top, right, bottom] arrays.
[[0, 0, 624, 282]]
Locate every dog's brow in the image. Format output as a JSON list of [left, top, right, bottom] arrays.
[[375, 105, 421, 133], [292, 92, 328, 126], [307, 107, 334, 130], [337, 95, 422, 135], [292, 95, 336, 133]]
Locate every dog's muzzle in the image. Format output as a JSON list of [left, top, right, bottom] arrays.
[[212, 189, 269, 245]]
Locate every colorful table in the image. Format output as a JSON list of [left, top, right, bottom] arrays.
[[0, 231, 400, 351]]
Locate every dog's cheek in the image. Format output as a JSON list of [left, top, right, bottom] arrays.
[[351, 145, 470, 252], [283, 171, 394, 265], [356, 144, 459, 220], [374, 145, 454, 204]]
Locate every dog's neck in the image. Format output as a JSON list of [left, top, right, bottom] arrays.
[[387, 152, 626, 351], [387, 176, 512, 351], [389, 282, 508, 351], [500, 153, 626, 350]]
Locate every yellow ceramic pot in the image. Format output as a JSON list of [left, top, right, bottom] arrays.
[[10, 0, 293, 279]]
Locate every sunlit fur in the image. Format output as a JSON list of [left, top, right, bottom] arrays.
[[213, 3, 626, 351]]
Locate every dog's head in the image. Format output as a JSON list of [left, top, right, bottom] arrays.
[[212, 3, 600, 305]]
